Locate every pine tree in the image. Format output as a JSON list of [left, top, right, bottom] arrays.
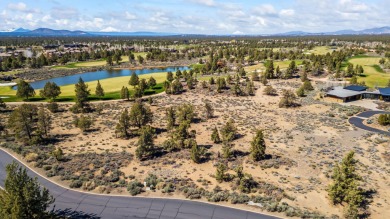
[[115, 109, 131, 138], [129, 72, 139, 88], [8, 104, 37, 141], [73, 77, 90, 113], [73, 115, 93, 132], [250, 130, 266, 161], [95, 80, 105, 99], [16, 79, 35, 100], [37, 107, 51, 138], [39, 81, 61, 101], [0, 162, 54, 219], [136, 125, 155, 160]]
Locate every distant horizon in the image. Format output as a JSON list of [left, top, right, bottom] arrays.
[[1, 0, 389, 35]]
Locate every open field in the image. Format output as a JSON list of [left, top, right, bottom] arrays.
[[2, 79, 389, 218], [306, 46, 339, 55], [0, 71, 168, 101], [244, 60, 303, 73], [347, 56, 387, 87]]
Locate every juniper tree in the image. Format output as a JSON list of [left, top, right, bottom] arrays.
[[0, 98, 6, 109], [279, 89, 297, 108], [139, 78, 148, 92], [246, 81, 255, 96], [263, 85, 276, 96], [129, 72, 139, 88], [296, 86, 305, 97], [16, 79, 35, 100], [215, 163, 227, 183], [303, 80, 314, 91], [166, 106, 176, 130], [136, 125, 155, 160], [176, 104, 195, 123], [211, 126, 221, 143], [133, 87, 143, 99], [95, 80, 105, 99], [166, 71, 174, 82], [115, 109, 131, 138], [250, 130, 266, 161], [120, 86, 130, 100], [204, 101, 213, 119], [209, 77, 215, 85], [190, 139, 202, 163], [73, 115, 93, 132], [233, 83, 241, 96], [328, 151, 366, 218], [148, 76, 157, 88], [222, 142, 233, 159], [129, 101, 153, 128], [220, 119, 236, 143], [0, 162, 54, 219], [40, 81, 61, 101], [265, 60, 274, 79]]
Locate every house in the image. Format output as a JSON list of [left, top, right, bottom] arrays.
[[326, 85, 390, 102]]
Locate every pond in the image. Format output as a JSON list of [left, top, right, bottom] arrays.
[[14, 66, 189, 90]]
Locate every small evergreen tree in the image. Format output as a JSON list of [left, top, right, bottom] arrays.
[[73, 77, 90, 113], [250, 130, 266, 161], [40, 81, 61, 101], [215, 163, 227, 183], [16, 79, 35, 100], [148, 76, 157, 88], [136, 125, 155, 160], [166, 106, 176, 130], [129, 72, 139, 88], [37, 107, 51, 138], [115, 109, 131, 138], [95, 80, 105, 99], [0, 162, 54, 219], [211, 126, 221, 143], [129, 101, 153, 128], [120, 86, 130, 100], [296, 86, 305, 97]]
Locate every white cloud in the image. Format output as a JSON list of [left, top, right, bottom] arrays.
[[280, 9, 295, 17], [253, 4, 277, 16], [190, 0, 216, 7], [233, 30, 243, 35], [125, 12, 137, 20], [100, 26, 119, 32], [8, 2, 27, 11]]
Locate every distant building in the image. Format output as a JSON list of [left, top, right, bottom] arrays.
[[326, 85, 390, 102]]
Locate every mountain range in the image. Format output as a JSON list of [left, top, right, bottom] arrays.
[[0, 26, 390, 37]]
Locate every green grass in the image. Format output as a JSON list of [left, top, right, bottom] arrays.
[[306, 46, 339, 55], [51, 54, 142, 69], [0, 70, 20, 76], [346, 56, 387, 87], [0, 71, 168, 102]]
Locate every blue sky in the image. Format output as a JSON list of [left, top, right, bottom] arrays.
[[0, 0, 389, 34]]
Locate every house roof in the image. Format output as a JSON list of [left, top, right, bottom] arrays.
[[327, 86, 364, 98], [379, 88, 390, 96], [344, 85, 367, 92]]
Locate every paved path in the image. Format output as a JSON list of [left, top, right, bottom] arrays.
[[0, 149, 280, 219], [349, 111, 390, 136]]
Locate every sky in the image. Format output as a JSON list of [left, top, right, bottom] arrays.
[[0, 0, 389, 34]]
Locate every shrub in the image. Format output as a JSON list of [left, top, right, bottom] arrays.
[[145, 174, 159, 189], [25, 152, 39, 162], [70, 180, 83, 188], [263, 86, 277, 96], [378, 114, 390, 126], [47, 102, 59, 113], [127, 180, 144, 196]]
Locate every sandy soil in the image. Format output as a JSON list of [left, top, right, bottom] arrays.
[[2, 78, 390, 218]]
